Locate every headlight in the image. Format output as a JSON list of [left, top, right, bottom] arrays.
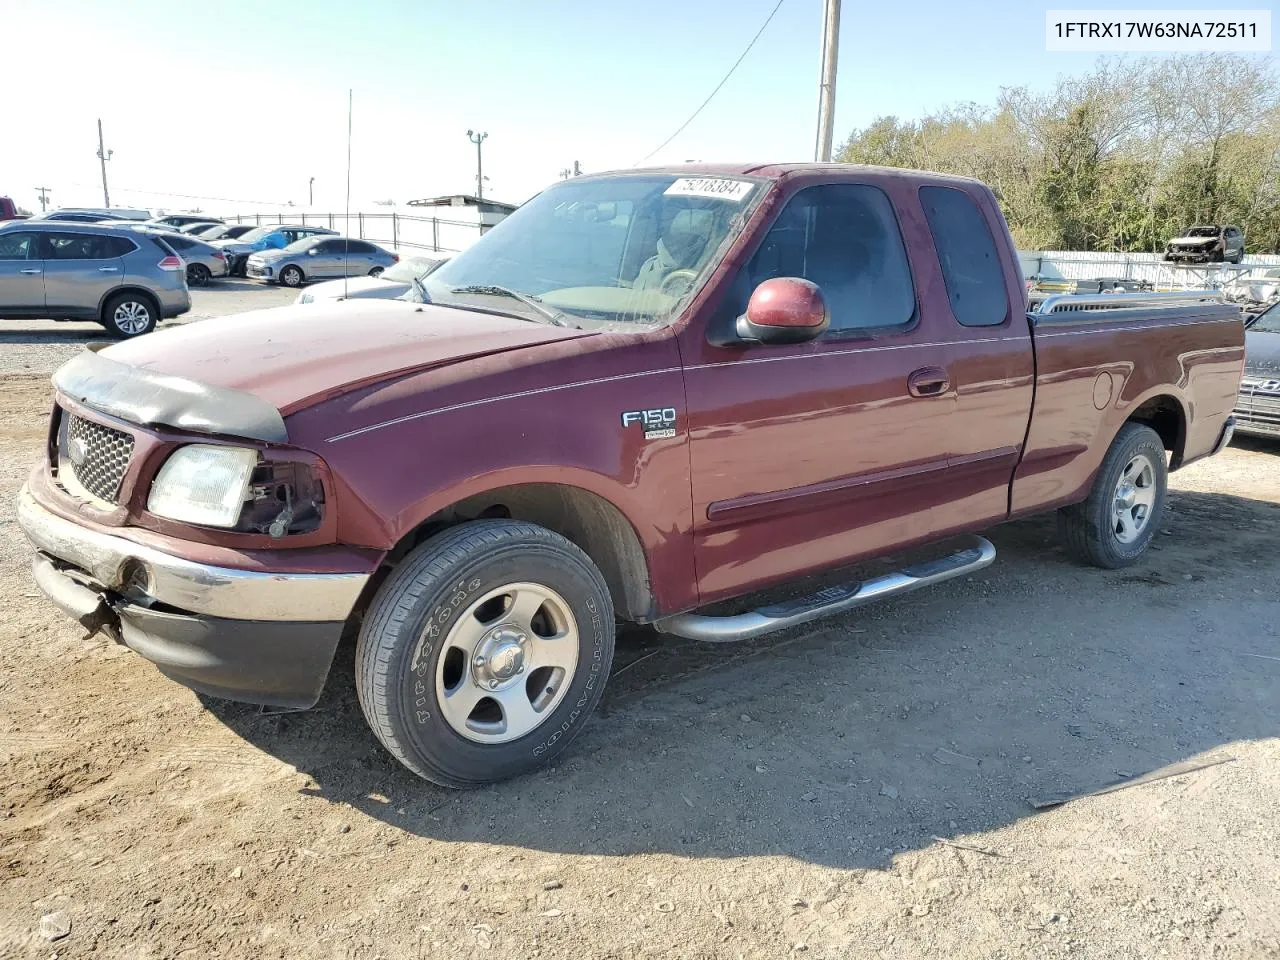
[[148, 445, 258, 527]]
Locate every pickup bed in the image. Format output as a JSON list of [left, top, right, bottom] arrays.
[[19, 163, 1245, 787]]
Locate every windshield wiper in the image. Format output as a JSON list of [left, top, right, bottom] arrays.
[[450, 284, 571, 326], [411, 275, 431, 304]]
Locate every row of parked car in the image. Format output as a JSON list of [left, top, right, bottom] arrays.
[[0, 209, 447, 338]]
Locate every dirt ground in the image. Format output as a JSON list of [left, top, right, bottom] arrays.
[[2, 300, 1279, 958]]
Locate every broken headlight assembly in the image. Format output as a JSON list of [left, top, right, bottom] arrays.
[[148, 445, 326, 537]]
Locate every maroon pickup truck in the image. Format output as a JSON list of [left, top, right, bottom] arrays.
[[19, 164, 1244, 786]]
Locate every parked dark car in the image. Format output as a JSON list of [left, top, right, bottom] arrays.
[[1234, 301, 1280, 440], [17, 164, 1243, 787], [0, 220, 190, 336], [148, 214, 225, 229], [1165, 225, 1245, 264]]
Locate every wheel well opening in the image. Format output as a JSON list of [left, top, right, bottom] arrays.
[[389, 484, 653, 622], [1127, 396, 1186, 468]]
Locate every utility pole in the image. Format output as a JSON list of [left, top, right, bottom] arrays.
[[813, 0, 841, 162], [96, 118, 113, 208], [466, 129, 488, 199], [309, 176, 315, 206], [34, 186, 52, 212]]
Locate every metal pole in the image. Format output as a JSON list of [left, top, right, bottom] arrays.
[[309, 176, 315, 207], [96, 118, 113, 207], [392, 212, 399, 250], [814, 0, 841, 162], [467, 130, 488, 199]]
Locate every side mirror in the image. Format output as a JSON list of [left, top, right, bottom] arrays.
[[307, 248, 318, 256], [735, 277, 829, 345]]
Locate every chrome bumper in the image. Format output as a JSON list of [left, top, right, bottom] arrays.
[[16, 486, 369, 622]]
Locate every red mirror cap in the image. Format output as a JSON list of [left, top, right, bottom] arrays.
[[746, 277, 828, 329]]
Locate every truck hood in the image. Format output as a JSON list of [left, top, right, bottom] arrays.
[[1244, 330, 1280, 378], [89, 299, 591, 430]]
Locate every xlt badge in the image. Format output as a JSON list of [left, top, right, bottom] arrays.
[[621, 407, 677, 440]]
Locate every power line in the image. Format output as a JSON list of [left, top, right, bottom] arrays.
[[634, 0, 787, 166], [62, 181, 296, 208]]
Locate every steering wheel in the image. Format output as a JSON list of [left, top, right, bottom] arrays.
[[660, 269, 698, 298]]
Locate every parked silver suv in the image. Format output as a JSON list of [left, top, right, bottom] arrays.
[[0, 221, 190, 337]]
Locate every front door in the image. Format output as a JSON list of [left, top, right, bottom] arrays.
[[0, 231, 45, 312], [680, 181, 959, 603]]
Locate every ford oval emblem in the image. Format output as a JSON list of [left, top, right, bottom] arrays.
[[68, 437, 89, 468]]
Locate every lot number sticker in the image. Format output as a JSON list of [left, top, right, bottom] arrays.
[[663, 178, 754, 202]]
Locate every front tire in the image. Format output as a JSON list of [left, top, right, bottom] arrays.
[[280, 265, 304, 287], [102, 291, 158, 338], [1058, 423, 1168, 568], [356, 520, 616, 788]]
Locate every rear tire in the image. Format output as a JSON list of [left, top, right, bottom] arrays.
[[1058, 423, 1167, 568], [369, 267, 384, 277], [187, 263, 211, 286], [356, 520, 616, 788], [102, 291, 158, 338], [280, 265, 304, 287]]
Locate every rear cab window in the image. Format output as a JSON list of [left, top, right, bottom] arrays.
[[919, 185, 1010, 327]]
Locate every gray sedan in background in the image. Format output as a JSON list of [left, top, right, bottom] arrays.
[[295, 254, 444, 303], [246, 236, 398, 287], [122, 226, 229, 285]]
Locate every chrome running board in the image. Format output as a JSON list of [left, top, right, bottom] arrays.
[[654, 536, 996, 643]]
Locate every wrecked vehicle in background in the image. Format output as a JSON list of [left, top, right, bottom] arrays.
[[1165, 225, 1245, 264]]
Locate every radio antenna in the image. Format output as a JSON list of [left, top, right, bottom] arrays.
[[343, 89, 352, 300]]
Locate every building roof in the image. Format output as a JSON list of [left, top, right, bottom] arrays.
[[406, 194, 517, 212]]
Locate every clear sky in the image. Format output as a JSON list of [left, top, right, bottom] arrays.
[[0, 0, 1267, 214]]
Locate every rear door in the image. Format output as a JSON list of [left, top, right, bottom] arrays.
[[339, 239, 377, 276], [916, 184, 1034, 531], [40, 231, 129, 318], [0, 231, 44, 312]]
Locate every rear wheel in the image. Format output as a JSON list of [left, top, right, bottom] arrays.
[[187, 263, 210, 286], [102, 291, 158, 338], [279, 265, 304, 287], [356, 520, 615, 787], [368, 266, 384, 277], [1058, 423, 1167, 568]]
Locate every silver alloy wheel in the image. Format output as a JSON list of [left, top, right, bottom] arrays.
[[434, 581, 579, 744], [281, 266, 302, 287], [1113, 453, 1157, 543], [113, 300, 152, 335]]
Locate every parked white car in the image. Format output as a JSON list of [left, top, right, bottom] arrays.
[[294, 254, 445, 304]]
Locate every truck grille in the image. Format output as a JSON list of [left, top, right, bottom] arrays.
[[62, 413, 135, 503], [1234, 378, 1280, 437]]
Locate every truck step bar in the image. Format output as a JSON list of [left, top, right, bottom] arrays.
[[654, 536, 996, 643]]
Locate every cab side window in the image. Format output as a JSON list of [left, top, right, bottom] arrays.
[[919, 186, 1010, 328]]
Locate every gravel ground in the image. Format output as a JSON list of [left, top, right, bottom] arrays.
[[0, 281, 298, 375], [0, 302, 1278, 958]]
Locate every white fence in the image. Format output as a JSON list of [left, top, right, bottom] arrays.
[[1020, 249, 1280, 292], [224, 212, 486, 255]]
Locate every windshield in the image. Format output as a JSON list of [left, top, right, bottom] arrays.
[[381, 256, 440, 282], [1187, 226, 1220, 237], [281, 237, 320, 254], [1253, 303, 1280, 333], [420, 174, 762, 327], [238, 226, 278, 243]]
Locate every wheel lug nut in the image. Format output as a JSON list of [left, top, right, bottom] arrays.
[[488, 679, 499, 690], [474, 656, 485, 666]]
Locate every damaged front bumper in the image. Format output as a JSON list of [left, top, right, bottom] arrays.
[[17, 485, 374, 708]]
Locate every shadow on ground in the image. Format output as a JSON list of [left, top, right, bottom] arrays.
[[204, 490, 1280, 869]]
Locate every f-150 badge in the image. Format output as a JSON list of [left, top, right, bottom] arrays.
[[621, 407, 677, 440]]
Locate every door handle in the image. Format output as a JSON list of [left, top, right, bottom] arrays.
[[19, 268, 41, 275], [907, 366, 951, 398], [98, 267, 120, 273]]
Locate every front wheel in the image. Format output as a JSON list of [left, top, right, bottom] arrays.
[[1058, 423, 1168, 568], [356, 520, 616, 787], [279, 265, 304, 287]]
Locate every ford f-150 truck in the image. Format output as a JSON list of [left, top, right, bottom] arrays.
[[18, 163, 1245, 787]]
